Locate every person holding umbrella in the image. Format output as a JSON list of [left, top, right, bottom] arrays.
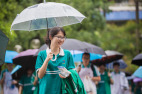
[[97, 64, 113, 94], [111, 62, 129, 94], [18, 68, 34, 94], [77, 52, 101, 94], [35, 27, 75, 94], [0, 63, 18, 94]]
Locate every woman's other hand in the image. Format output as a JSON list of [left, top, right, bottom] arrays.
[[47, 52, 53, 60], [59, 74, 66, 79]]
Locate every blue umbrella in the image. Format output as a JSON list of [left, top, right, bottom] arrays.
[[133, 66, 142, 78], [106, 59, 127, 69], [70, 50, 102, 62], [5, 50, 18, 63], [11, 65, 22, 75]]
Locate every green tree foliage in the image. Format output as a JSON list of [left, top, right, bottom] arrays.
[[1, 0, 108, 50], [94, 21, 142, 73], [0, 0, 38, 49]]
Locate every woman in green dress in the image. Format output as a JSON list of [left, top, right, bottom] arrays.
[[97, 64, 113, 94], [35, 27, 75, 94]]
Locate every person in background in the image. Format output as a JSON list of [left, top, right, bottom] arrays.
[[0, 63, 18, 94], [128, 80, 135, 94], [111, 62, 129, 94], [31, 71, 39, 94], [77, 52, 101, 94], [19, 68, 34, 94], [97, 64, 113, 94], [134, 82, 142, 94]]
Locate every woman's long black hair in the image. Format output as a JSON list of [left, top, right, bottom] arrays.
[[45, 27, 66, 48]]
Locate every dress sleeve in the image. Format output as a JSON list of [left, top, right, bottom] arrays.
[[67, 51, 75, 70], [19, 75, 24, 86], [35, 51, 44, 71]]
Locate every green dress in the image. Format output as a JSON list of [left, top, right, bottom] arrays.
[[35, 49, 75, 94], [97, 71, 111, 94], [19, 75, 33, 94]]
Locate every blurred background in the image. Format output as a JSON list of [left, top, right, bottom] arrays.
[[0, 0, 142, 73]]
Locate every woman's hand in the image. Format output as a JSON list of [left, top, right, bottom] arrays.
[[59, 74, 66, 79], [46, 52, 53, 60], [108, 72, 111, 77], [12, 80, 18, 85], [38, 52, 53, 79], [33, 76, 38, 86], [77, 66, 81, 73]]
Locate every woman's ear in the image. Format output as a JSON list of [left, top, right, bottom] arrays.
[[49, 35, 52, 40]]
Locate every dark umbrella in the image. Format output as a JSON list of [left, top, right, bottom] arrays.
[[35, 38, 106, 56], [131, 54, 142, 66], [82, 42, 106, 55], [0, 30, 9, 65], [106, 59, 127, 69], [105, 50, 123, 59], [91, 50, 123, 66], [13, 49, 38, 79]]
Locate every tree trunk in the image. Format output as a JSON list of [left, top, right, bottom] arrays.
[[135, 0, 140, 54]]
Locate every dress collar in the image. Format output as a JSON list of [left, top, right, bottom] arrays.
[[46, 47, 64, 56], [82, 63, 91, 68], [114, 71, 120, 74]]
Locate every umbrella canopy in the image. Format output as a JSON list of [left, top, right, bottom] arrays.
[[70, 50, 102, 62], [106, 59, 127, 69], [82, 42, 106, 55], [91, 50, 123, 66], [131, 54, 142, 66], [133, 77, 142, 83], [13, 49, 38, 79], [35, 39, 106, 56], [13, 49, 38, 68], [105, 50, 123, 59], [0, 30, 9, 65], [133, 66, 142, 78], [11, 65, 22, 75], [5, 50, 18, 63], [11, 2, 86, 31]]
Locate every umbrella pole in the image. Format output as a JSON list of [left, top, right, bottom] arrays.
[[46, 18, 51, 48]]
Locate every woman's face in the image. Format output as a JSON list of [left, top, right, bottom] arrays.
[[51, 31, 65, 47]]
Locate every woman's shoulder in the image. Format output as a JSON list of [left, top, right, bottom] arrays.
[[63, 49, 71, 55], [38, 50, 46, 56]]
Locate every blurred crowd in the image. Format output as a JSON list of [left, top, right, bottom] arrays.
[[0, 52, 141, 94]]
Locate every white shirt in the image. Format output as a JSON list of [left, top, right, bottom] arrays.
[[111, 71, 129, 94], [79, 64, 99, 94], [3, 72, 18, 94]]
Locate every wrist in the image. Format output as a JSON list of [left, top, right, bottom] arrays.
[[45, 58, 50, 62]]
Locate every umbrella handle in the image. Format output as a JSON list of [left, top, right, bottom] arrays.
[[51, 55, 57, 61]]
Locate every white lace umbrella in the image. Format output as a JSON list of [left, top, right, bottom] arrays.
[[11, 1, 86, 31]]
